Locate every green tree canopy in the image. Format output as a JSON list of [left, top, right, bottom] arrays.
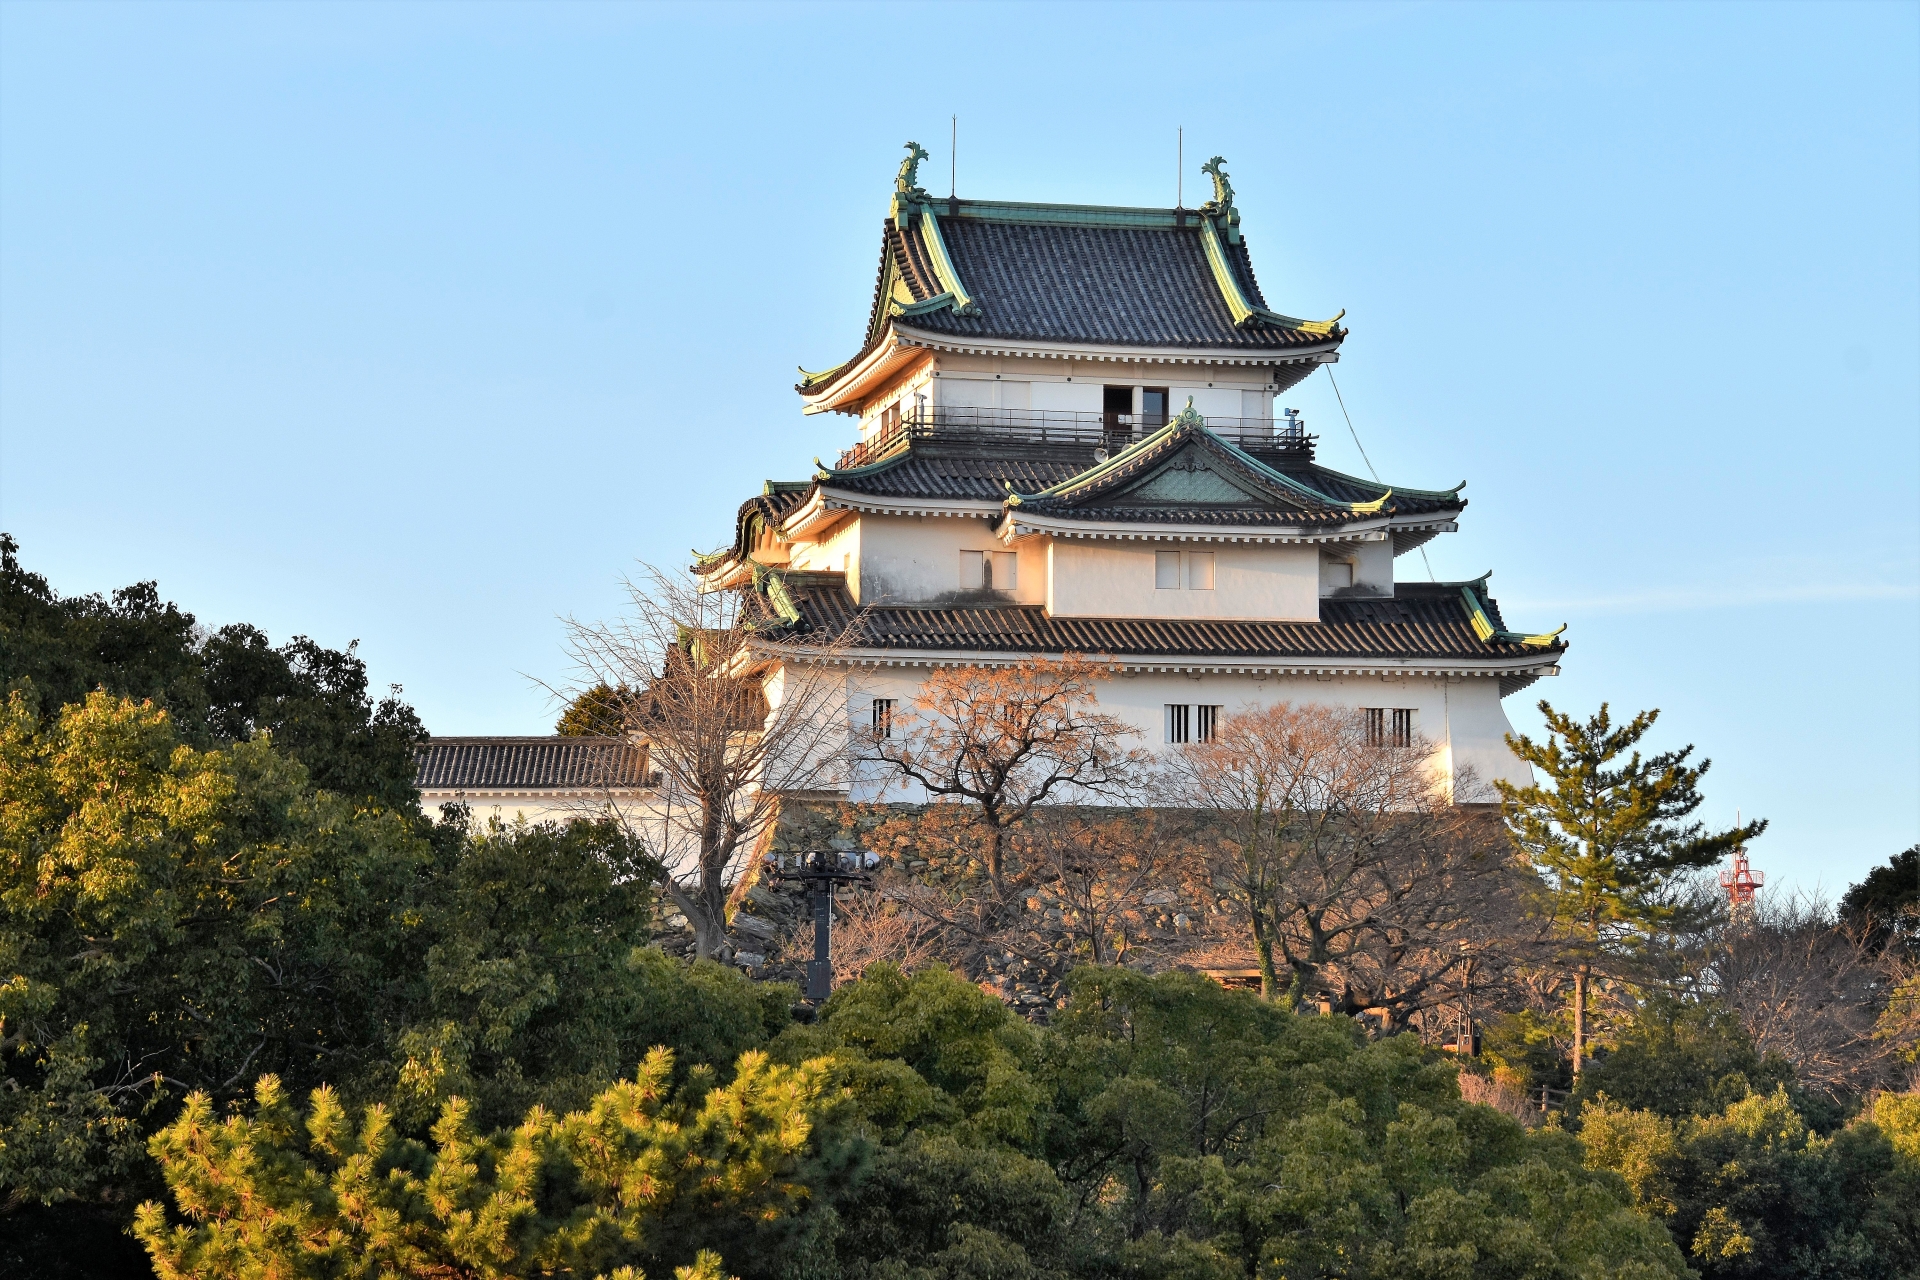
[[0, 683, 792, 1276], [135, 1048, 823, 1280], [557, 682, 633, 736], [766, 965, 1688, 1280], [1580, 1086, 1920, 1277], [1572, 996, 1794, 1121], [1497, 701, 1764, 1074], [1, 534, 425, 809], [1841, 845, 1920, 952]]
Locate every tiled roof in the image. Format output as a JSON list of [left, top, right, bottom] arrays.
[[827, 451, 1088, 501], [822, 432, 1463, 520], [882, 219, 1333, 351], [416, 737, 652, 792], [777, 575, 1562, 664]]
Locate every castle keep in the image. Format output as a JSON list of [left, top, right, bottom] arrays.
[[694, 143, 1565, 796]]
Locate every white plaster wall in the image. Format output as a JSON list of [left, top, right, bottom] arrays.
[[1045, 540, 1319, 620], [1028, 379, 1103, 412], [840, 667, 1533, 802], [1163, 385, 1246, 419], [936, 376, 998, 409], [925, 354, 1280, 420], [419, 793, 655, 832], [1318, 539, 1395, 599], [788, 514, 861, 596], [856, 513, 1044, 606]]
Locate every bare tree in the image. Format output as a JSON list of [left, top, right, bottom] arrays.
[[781, 886, 945, 986], [560, 565, 856, 959], [860, 804, 1187, 996], [1161, 701, 1536, 1017], [1015, 808, 1183, 968], [1706, 889, 1920, 1098], [864, 654, 1146, 892]]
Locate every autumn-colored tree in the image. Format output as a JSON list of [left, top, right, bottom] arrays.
[[1498, 701, 1762, 1076], [863, 653, 1144, 892], [1162, 700, 1528, 1014], [562, 567, 856, 959], [134, 1047, 824, 1280]]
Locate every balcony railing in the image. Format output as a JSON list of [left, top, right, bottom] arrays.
[[833, 407, 1311, 471]]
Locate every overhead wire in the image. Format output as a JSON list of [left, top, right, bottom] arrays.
[[1324, 366, 1437, 583]]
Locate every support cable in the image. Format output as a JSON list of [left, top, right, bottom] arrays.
[[1325, 366, 1436, 583]]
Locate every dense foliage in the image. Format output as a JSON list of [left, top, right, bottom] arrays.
[[5, 543, 1917, 1279], [135, 1050, 820, 1280], [1, 534, 426, 811]]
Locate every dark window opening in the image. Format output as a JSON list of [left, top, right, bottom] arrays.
[[1103, 386, 1134, 450], [1197, 704, 1222, 742], [1365, 708, 1415, 748], [1392, 708, 1414, 747], [872, 698, 895, 739]]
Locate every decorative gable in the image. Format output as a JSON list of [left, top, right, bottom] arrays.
[[1115, 445, 1268, 505]]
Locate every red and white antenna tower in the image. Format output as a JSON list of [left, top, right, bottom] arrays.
[[1719, 819, 1764, 910]]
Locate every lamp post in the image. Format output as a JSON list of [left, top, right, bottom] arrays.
[[765, 848, 877, 1002]]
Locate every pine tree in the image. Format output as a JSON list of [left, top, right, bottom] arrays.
[[1496, 702, 1763, 1077]]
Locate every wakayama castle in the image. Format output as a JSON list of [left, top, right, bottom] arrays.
[[706, 143, 1563, 789], [419, 143, 1566, 818]]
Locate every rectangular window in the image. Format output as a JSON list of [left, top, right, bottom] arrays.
[[1164, 703, 1191, 744], [1155, 551, 1182, 589], [1392, 708, 1415, 747], [1187, 552, 1214, 590], [1196, 704, 1222, 743], [986, 550, 1016, 591], [871, 698, 894, 739], [1365, 708, 1416, 747], [1142, 387, 1169, 427], [962, 550, 1016, 591]]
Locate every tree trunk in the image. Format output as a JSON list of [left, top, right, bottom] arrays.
[[1252, 912, 1280, 1001], [1572, 965, 1588, 1078], [987, 823, 1005, 892]]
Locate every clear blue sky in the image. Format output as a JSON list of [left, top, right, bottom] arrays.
[[2, 2, 1915, 895]]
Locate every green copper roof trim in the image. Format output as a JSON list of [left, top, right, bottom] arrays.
[[749, 562, 804, 629], [1308, 462, 1467, 504], [797, 360, 851, 390], [889, 141, 931, 228], [1197, 214, 1343, 336], [692, 546, 731, 570], [1457, 576, 1565, 648], [763, 479, 812, 495], [892, 289, 957, 318], [913, 206, 978, 316], [939, 198, 1197, 229]]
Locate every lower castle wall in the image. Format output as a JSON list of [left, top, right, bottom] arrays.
[[845, 666, 1530, 801]]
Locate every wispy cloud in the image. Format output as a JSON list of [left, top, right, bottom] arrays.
[[1502, 581, 1920, 616]]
